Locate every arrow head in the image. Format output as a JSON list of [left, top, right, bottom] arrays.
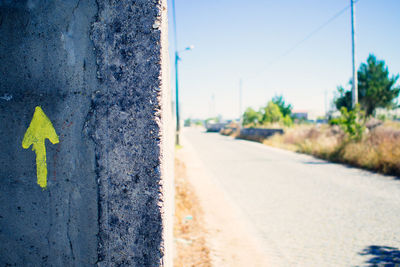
[[22, 106, 59, 149]]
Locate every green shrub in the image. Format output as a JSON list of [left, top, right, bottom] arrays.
[[329, 118, 341, 126], [261, 101, 283, 124], [337, 105, 366, 141], [243, 107, 262, 126], [283, 114, 293, 127]]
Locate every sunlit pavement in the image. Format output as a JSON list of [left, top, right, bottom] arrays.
[[183, 127, 400, 267]]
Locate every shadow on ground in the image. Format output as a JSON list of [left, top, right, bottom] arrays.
[[303, 161, 331, 165], [359, 245, 400, 266]]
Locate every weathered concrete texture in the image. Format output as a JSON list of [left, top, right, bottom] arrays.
[[89, 0, 168, 266], [0, 0, 170, 266], [0, 0, 99, 266]]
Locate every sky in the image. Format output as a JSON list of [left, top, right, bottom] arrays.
[[168, 0, 400, 120]]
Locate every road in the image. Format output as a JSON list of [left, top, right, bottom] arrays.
[[183, 128, 400, 266]]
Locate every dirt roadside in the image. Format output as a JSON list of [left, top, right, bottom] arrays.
[[174, 156, 212, 266], [174, 135, 270, 267]]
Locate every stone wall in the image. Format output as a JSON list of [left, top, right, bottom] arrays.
[[240, 128, 284, 138]]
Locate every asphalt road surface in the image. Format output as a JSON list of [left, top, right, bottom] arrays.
[[183, 128, 400, 266]]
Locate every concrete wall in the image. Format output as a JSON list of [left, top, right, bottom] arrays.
[[0, 0, 171, 266]]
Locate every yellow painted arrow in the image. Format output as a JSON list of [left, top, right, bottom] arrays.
[[22, 106, 59, 189]]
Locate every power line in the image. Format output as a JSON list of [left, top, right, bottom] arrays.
[[248, 1, 361, 79]]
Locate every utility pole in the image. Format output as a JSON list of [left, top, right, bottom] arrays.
[[239, 79, 242, 123], [172, 0, 180, 145], [351, 0, 358, 107]]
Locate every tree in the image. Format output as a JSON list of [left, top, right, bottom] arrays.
[[335, 54, 400, 116], [272, 95, 293, 117], [358, 55, 400, 115], [282, 114, 293, 127], [242, 107, 262, 126], [261, 101, 283, 124], [337, 104, 365, 141], [334, 85, 352, 111], [184, 118, 191, 127]]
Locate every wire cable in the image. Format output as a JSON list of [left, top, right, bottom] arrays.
[[247, 0, 361, 80]]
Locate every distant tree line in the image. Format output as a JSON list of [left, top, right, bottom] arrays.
[[242, 95, 293, 127], [242, 54, 399, 130]]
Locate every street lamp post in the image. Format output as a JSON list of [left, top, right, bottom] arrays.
[[175, 46, 193, 145], [175, 51, 181, 145]]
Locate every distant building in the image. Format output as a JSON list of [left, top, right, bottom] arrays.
[[292, 110, 308, 120], [292, 110, 326, 122]]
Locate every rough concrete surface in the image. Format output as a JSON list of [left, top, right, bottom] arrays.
[[90, 0, 168, 265], [0, 0, 170, 266]]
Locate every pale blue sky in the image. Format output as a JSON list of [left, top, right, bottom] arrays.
[[168, 0, 400, 120]]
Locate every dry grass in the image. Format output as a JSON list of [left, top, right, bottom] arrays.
[[238, 124, 400, 177], [220, 123, 241, 138], [341, 126, 400, 174], [174, 158, 212, 267], [220, 128, 235, 136], [382, 120, 400, 130]]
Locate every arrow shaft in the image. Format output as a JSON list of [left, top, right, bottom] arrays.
[[33, 141, 48, 188]]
